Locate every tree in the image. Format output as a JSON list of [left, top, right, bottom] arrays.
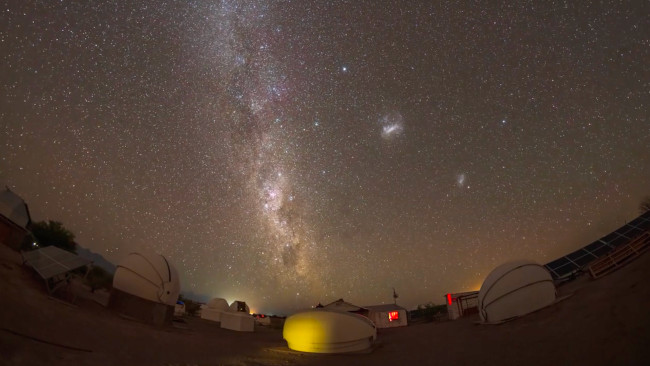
[[85, 266, 113, 293], [412, 302, 448, 322], [30, 220, 76, 253], [641, 196, 650, 213]]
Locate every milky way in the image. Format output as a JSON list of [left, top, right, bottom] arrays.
[[1, 1, 649, 314]]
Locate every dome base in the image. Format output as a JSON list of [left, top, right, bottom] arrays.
[[108, 288, 174, 326]]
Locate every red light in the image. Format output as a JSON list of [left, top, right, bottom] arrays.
[[447, 293, 452, 305], [388, 311, 399, 321]]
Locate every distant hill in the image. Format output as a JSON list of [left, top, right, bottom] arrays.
[[76, 245, 116, 274]]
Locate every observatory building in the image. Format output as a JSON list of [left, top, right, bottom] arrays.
[[109, 252, 180, 326]]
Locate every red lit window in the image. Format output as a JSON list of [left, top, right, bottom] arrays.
[[388, 311, 399, 321], [447, 293, 452, 305]]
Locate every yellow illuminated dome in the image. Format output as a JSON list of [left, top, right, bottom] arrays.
[[283, 309, 376, 353]]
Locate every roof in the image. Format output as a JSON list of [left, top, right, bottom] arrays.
[[364, 304, 407, 312], [22, 245, 92, 280], [446, 291, 479, 298], [0, 188, 31, 229], [322, 298, 367, 312]]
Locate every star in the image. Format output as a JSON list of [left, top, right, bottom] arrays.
[[2, 0, 647, 315]]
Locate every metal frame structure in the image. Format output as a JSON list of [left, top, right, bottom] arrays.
[[21, 245, 92, 297], [545, 210, 650, 280]]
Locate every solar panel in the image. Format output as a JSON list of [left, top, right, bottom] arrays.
[[627, 216, 645, 228], [546, 261, 579, 278], [614, 227, 635, 237], [545, 211, 650, 280], [609, 235, 630, 247], [572, 253, 597, 267], [600, 232, 619, 245], [633, 217, 650, 230], [546, 257, 570, 268], [590, 245, 613, 257], [566, 249, 591, 261], [624, 227, 644, 238], [584, 240, 608, 252], [22, 246, 92, 280]]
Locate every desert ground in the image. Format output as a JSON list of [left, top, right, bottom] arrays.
[[1, 242, 649, 366]]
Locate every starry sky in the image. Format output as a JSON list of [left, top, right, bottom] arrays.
[[1, 1, 648, 314]]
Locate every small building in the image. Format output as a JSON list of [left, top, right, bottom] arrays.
[[109, 252, 181, 326], [365, 304, 408, 328], [221, 311, 255, 332], [174, 301, 186, 317], [201, 297, 229, 323], [478, 259, 556, 323], [0, 188, 32, 250], [445, 291, 479, 320]]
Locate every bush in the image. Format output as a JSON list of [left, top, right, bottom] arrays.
[[85, 266, 113, 293]]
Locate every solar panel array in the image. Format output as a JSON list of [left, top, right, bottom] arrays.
[[22, 245, 92, 280], [545, 210, 650, 279]]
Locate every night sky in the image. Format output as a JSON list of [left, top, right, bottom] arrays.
[[1, 1, 648, 314]]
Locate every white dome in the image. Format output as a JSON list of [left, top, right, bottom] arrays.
[[283, 309, 377, 353], [207, 298, 229, 311], [478, 259, 556, 323], [0, 188, 30, 228], [113, 252, 180, 306]]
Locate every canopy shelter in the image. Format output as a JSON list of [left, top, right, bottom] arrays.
[[22, 245, 92, 297]]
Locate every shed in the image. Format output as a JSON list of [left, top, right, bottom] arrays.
[[109, 252, 180, 326], [221, 311, 255, 332], [445, 291, 479, 320], [174, 301, 186, 317], [0, 188, 31, 250], [365, 304, 408, 328], [478, 259, 556, 323]]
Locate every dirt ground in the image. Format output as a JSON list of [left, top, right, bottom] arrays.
[[1, 242, 649, 366]]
